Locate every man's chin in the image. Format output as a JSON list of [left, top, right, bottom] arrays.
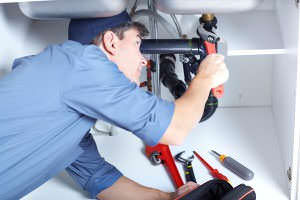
[[133, 75, 141, 86], [129, 78, 140, 86], [134, 80, 140, 86]]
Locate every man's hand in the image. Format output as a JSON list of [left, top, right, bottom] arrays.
[[196, 54, 229, 88], [170, 182, 199, 199], [160, 53, 229, 145]]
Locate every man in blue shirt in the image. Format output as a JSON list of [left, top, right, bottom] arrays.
[[0, 11, 228, 200]]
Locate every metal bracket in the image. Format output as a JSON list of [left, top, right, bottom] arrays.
[[287, 167, 292, 182]]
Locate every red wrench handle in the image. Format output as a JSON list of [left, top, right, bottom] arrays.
[[162, 145, 184, 188], [203, 41, 224, 98], [146, 144, 184, 188]]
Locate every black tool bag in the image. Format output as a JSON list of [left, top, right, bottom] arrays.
[[177, 179, 256, 200]]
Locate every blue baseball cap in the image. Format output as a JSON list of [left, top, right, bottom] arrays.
[[68, 10, 131, 45]]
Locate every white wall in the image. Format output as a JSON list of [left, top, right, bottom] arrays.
[[273, 0, 299, 198], [0, 3, 29, 77], [257, 0, 275, 10], [220, 55, 272, 107], [0, 3, 68, 78]]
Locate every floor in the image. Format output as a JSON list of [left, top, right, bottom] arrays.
[[22, 107, 289, 200]]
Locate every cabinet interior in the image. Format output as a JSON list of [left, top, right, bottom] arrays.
[[0, 0, 298, 199]]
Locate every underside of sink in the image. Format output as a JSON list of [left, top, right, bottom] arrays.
[[19, 0, 129, 19], [154, 0, 263, 14], [18, 0, 263, 20]]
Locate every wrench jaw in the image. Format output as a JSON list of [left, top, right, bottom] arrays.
[[175, 151, 194, 164], [197, 24, 220, 44], [150, 151, 162, 165], [175, 151, 197, 183], [197, 16, 227, 58]]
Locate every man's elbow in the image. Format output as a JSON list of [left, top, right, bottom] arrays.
[[170, 137, 185, 146], [159, 137, 184, 146], [159, 129, 187, 146]]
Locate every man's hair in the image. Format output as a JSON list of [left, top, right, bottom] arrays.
[[92, 21, 149, 46]]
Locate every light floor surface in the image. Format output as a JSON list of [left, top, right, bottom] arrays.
[[22, 107, 289, 200]]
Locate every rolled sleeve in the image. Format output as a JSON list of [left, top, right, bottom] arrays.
[[66, 133, 123, 199], [85, 164, 123, 198], [62, 45, 175, 146], [135, 97, 174, 146]]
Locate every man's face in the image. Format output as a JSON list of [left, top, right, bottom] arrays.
[[112, 29, 147, 85]]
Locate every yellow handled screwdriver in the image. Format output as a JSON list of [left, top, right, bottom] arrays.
[[211, 150, 254, 181]]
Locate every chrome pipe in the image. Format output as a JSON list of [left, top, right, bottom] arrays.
[[148, 0, 161, 97]]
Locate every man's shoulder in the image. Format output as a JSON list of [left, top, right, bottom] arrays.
[[58, 41, 108, 65], [57, 41, 103, 56], [11, 41, 87, 71], [58, 41, 120, 81], [56, 40, 86, 56]]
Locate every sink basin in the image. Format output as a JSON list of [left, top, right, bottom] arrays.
[[19, 0, 128, 19], [154, 0, 263, 14], [18, 0, 262, 20]]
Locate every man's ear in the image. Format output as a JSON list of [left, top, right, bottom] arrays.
[[102, 31, 119, 56]]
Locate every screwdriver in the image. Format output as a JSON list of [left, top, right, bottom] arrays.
[[211, 150, 254, 181], [193, 151, 229, 182]]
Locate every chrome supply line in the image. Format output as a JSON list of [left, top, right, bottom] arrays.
[[148, 0, 161, 97]]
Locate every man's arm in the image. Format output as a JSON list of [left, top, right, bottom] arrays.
[[97, 176, 198, 200], [160, 54, 229, 145], [97, 176, 171, 200]]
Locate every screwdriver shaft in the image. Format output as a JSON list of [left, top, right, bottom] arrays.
[[211, 150, 221, 157]]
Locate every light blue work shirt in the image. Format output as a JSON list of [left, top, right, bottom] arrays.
[[0, 41, 174, 199]]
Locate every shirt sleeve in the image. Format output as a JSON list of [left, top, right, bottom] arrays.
[[62, 45, 174, 146]]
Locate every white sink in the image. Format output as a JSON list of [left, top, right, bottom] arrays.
[[154, 0, 263, 14], [19, 0, 128, 19]]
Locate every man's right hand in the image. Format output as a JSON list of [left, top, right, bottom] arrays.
[[160, 53, 229, 146], [196, 54, 229, 88], [171, 181, 199, 199], [173, 181, 199, 199]]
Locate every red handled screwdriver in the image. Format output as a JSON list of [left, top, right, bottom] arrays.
[[193, 150, 229, 182]]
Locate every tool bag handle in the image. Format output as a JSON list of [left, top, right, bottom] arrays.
[[221, 184, 256, 200], [176, 179, 256, 200]]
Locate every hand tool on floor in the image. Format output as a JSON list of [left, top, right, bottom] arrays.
[[193, 150, 229, 182], [175, 151, 197, 183], [211, 150, 254, 181], [145, 144, 184, 188]]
